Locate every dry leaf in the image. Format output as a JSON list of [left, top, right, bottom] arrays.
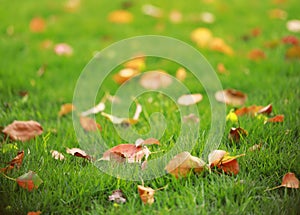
[[64, 0, 81, 12], [54, 43, 73, 56], [135, 138, 160, 147], [16, 171, 43, 191], [235, 104, 272, 116], [268, 9, 287, 20], [1, 150, 24, 172], [81, 102, 105, 116], [165, 151, 206, 178], [124, 57, 146, 70], [169, 10, 182, 24], [113, 68, 140, 84], [27, 211, 42, 215], [282, 36, 299, 45], [215, 89, 247, 106], [66, 148, 91, 160], [175, 67, 187, 81], [228, 127, 248, 142], [58, 103, 75, 117], [80, 116, 102, 132], [101, 112, 138, 126], [190, 28, 213, 48], [285, 45, 300, 59], [108, 10, 133, 24], [29, 17, 46, 33], [177, 94, 203, 106], [281, 172, 299, 188], [209, 37, 234, 55], [142, 4, 163, 18], [139, 70, 172, 90], [267, 114, 284, 123], [248, 143, 262, 152], [109, 189, 127, 204], [286, 20, 300, 32], [2, 120, 43, 142], [137, 185, 155, 205], [199, 12, 215, 24], [217, 63, 229, 74], [50, 150, 65, 161], [248, 49, 266, 60], [183, 113, 200, 123]]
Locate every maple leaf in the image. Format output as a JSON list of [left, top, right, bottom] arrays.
[[109, 189, 127, 204], [139, 70, 173, 90], [79, 116, 102, 132], [16, 171, 43, 191], [2, 120, 43, 142], [108, 10, 133, 24], [58, 103, 75, 117], [228, 127, 248, 143], [66, 148, 92, 161], [215, 89, 247, 106], [177, 94, 203, 106], [137, 185, 155, 205], [1, 150, 24, 173], [165, 151, 206, 178]]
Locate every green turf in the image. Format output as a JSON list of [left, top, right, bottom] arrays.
[[1, 0, 300, 214]]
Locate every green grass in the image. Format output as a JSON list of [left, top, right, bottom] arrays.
[[1, 0, 300, 214]]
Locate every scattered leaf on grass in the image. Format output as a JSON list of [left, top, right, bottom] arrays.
[[1, 150, 24, 173], [209, 37, 234, 55], [200, 12, 215, 24], [81, 101, 105, 116], [267, 114, 284, 123], [124, 57, 146, 70], [54, 43, 73, 56], [29, 17, 46, 33], [228, 127, 248, 142], [248, 49, 266, 60], [248, 143, 262, 152], [113, 68, 140, 84], [191, 28, 213, 48], [27, 211, 42, 215], [135, 138, 159, 147], [2, 120, 43, 142], [266, 172, 299, 191], [16, 171, 43, 191], [101, 112, 137, 126], [139, 70, 172, 90], [268, 9, 287, 20], [217, 63, 229, 74], [176, 67, 187, 81], [142, 4, 163, 18], [183, 113, 199, 123], [282, 35, 299, 45], [66, 148, 92, 161], [108, 10, 133, 24], [169, 10, 182, 23], [58, 103, 75, 117], [235, 104, 272, 116], [215, 89, 247, 106], [285, 45, 300, 59], [226, 110, 238, 123], [177, 94, 203, 106], [37, 64, 47, 77], [50, 150, 65, 161], [165, 151, 206, 178], [137, 185, 155, 205], [109, 189, 127, 204], [286, 20, 300, 32], [80, 116, 102, 132]]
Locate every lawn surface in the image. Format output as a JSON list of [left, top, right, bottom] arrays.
[[1, 0, 300, 214]]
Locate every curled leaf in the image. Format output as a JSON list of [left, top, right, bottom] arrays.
[[235, 104, 272, 116], [16, 171, 43, 191], [215, 89, 247, 106], [228, 127, 248, 142], [58, 103, 75, 117], [66, 148, 91, 161], [177, 94, 203, 106], [137, 185, 155, 205], [282, 172, 299, 188], [2, 120, 43, 142], [1, 150, 24, 173], [165, 151, 206, 178]]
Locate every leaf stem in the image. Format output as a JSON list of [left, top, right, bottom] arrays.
[[1, 172, 16, 181], [264, 185, 283, 191]]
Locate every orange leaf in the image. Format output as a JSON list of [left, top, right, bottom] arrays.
[[209, 37, 234, 55], [219, 159, 240, 175], [113, 68, 140, 84], [285, 45, 300, 59], [165, 152, 206, 178], [2, 120, 43, 142], [29, 17, 46, 33], [175, 67, 187, 81], [137, 185, 155, 205], [108, 10, 133, 24], [54, 43, 73, 56], [1, 151, 25, 172], [16, 171, 43, 191], [177, 94, 203, 106], [58, 103, 75, 117], [282, 172, 299, 188], [247, 49, 266, 60], [215, 89, 247, 106], [267, 114, 284, 123], [124, 56, 145, 71], [80, 116, 102, 132], [66, 148, 92, 161], [139, 70, 172, 90], [235, 104, 273, 116], [228, 127, 248, 142], [27, 211, 42, 215]]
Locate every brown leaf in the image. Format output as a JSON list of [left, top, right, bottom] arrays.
[[113, 68, 140, 84], [191, 28, 213, 48], [285, 45, 300, 59], [267, 114, 284, 123], [1, 150, 24, 173], [109, 189, 127, 204], [124, 56, 145, 71], [50, 150, 65, 161], [219, 159, 240, 175], [108, 10, 133, 24], [215, 89, 247, 106], [2, 120, 43, 142], [248, 143, 262, 152], [228, 127, 248, 142], [58, 103, 75, 117], [16, 171, 43, 191], [235, 104, 272, 116], [139, 70, 172, 90], [137, 185, 155, 205], [27, 211, 42, 215], [165, 152, 206, 178], [247, 49, 266, 60], [135, 138, 160, 147], [175, 67, 187, 81], [66, 148, 92, 160], [101, 112, 138, 126], [177, 94, 203, 106], [282, 172, 299, 188], [209, 37, 234, 55], [29, 17, 46, 33], [79, 116, 102, 132]]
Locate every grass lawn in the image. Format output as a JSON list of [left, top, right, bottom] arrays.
[[1, 0, 300, 214]]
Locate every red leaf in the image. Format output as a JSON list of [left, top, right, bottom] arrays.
[[219, 159, 240, 175], [27, 211, 42, 215], [1, 150, 25, 172], [79, 116, 102, 132], [282, 172, 299, 188], [66, 148, 92, 161], [2, 120, 43, 142], [16, 171, 43, 191], [267, 114, 284, 123], [282, 35, 299, 45]]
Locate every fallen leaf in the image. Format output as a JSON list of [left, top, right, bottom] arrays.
[[209, 37, 234, 55], [1, 150, 24, 173], [177, 94, 203, 106], [81, 102, 105, 116], [281, 172, 299, 188], [183, 113, 200, 123], [199, 12, 215, 24], [226, 110, 238, 123], [58, 103, 75, 117], [50, 150, 65, 161], [165, 151, 206, 178], [27, 211, 42, 215], [141, 4, 163, 18], [29, 17, 46, 33], [286, 20, 300, 32], [285, 45, 300, 59], [251, 27, 261, 37], [217, 63, 229, 74], [215, 89, 247, 106], [64, 0, 81, 12], [66, 148, 92, 160], [37, 64, 47, 77], [80, 116, 102, 132], [248, 49, 266, 60], [54, 43, 73, 56], [175, 67, 187, 81], [2, 120, 43, 142], [108, 10, 133, 24], [101, 112, 138, 126], [139, 70, 172, 90], [109, 189, 127, 204], [169, 10, 182, 24], [282, 35, 299, 45], [235, 104, 272, 116], [124, 57, 146, 71], [133, 102, 142, 120], [268, 9, 287, 20], [137, 185, 155, 205], [267, 114, 284, 123], [248, 143, 262, 152], [135, 138, 159, 147], [190, 28, 213, 48], [228, 127, 248, 142], [208, 150, 227, 167], [16, 171, 43, 191], [113, 68, 140, 84]]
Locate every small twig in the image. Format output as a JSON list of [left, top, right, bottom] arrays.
[[1, 172, 16, 181], [264, 185, 283, 192], [155, 184, 168, 191]]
